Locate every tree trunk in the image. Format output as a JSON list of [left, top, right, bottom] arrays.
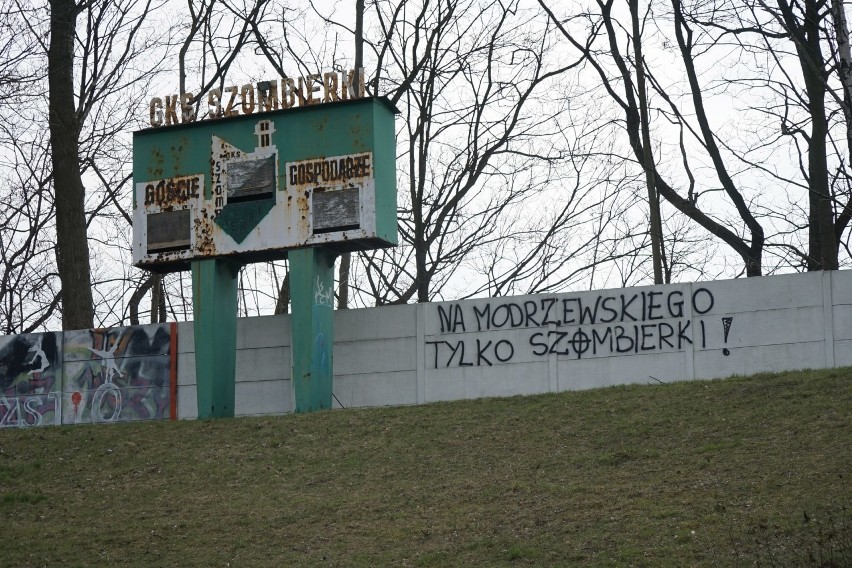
[[671, 0, 764, 275], [415, 223, 428, 302], [337, 254, 351, 309], [338, 0, 365, 309], [629, 0, 664, 284], [150, 274, 166, 323], [129, 275, 155, 325], [831, 0, 852, 244], [797, 0, 837, 270], [49, 0, 94, 330], [274, 272, 290, 314]]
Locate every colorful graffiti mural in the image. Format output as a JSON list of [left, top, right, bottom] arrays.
[[0, 332, 62, 428], [0, 324, 175, 428], [63, 324, 173, 424]]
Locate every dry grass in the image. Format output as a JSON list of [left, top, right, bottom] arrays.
[[1, 368, 850, 567]]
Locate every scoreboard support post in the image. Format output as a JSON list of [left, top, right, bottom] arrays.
[[289, 247, 337, 412], [191, 258, 240, 418]]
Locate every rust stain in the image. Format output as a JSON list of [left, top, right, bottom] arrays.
[[150, 147, 164, 178], [192, 211, 217, 256]]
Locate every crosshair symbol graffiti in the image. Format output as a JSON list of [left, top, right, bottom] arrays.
[[569, 329, 591, 359]]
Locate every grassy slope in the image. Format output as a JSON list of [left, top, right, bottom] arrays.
[[0, 368, 850, 567]]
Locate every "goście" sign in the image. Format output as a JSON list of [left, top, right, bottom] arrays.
[[148, 68, 366, 127]]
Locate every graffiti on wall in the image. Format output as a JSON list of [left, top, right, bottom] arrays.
[[426, 288, 737, 368], [0, 333, 62, 428], [62, 324, 173, 424], [1, 325, 176, 427]]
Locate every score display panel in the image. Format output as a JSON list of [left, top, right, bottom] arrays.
[[132, 96, 398, 271]]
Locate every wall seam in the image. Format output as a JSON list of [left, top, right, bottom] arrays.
[[548, 322, 558, 392], [685, 282, 696, 381], [824, 271, 835, 368], [416, 303, 426, 404]]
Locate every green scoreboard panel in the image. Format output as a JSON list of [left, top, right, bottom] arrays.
[[132, 97, 398, 271]]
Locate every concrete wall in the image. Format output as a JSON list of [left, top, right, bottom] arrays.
[[3, 270, 848, 424], [174, 269, 850, 419]]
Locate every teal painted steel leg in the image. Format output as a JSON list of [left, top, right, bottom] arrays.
[[191, 258, 240, 418], [290, 247, 337, 413]]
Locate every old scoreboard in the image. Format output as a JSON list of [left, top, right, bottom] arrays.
[[132, 96, 398, 271]]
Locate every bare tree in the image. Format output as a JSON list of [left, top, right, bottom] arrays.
[[0, 0, 165, 331], [349, 0, 584, 303], [540, 0, 767, 276], [453, 113, 653, 296], [0, 127, 60, 334], [630, 0, 852, 272], [0, 1, 59, 333], [336, 0, 366, 310], [0, 0, 187, 333], [48, 0, 95, 330], [630, 0, 666, 283], [13, 0, 848, 334]]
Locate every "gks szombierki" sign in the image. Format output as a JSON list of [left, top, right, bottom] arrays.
[[148, 68, 366, 127]]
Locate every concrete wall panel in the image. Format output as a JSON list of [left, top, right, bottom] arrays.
[[335, 337, 416, 375], [834, 340, 852, 367], [334, 371, 418, 408], [236, 314, 290, 350], [235, 379, 291, 416], [0, 332, 63, 428], [61, 325, 172, 425], [425, 361, 551, 403], [557, 351, 688, 391], [693, 341, 826, 379], [177, 352, 196, 386], [176, 322, 194, 354], [235, 347, 289, 382], [692, 272, 823, 314], [833, 305, 852, 341], [178, 385, 197, 420], [337, 305, 417, 341], [832, 271, 852, 305], [425, 328, 543, 367], [692, 306, 825, 350]]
